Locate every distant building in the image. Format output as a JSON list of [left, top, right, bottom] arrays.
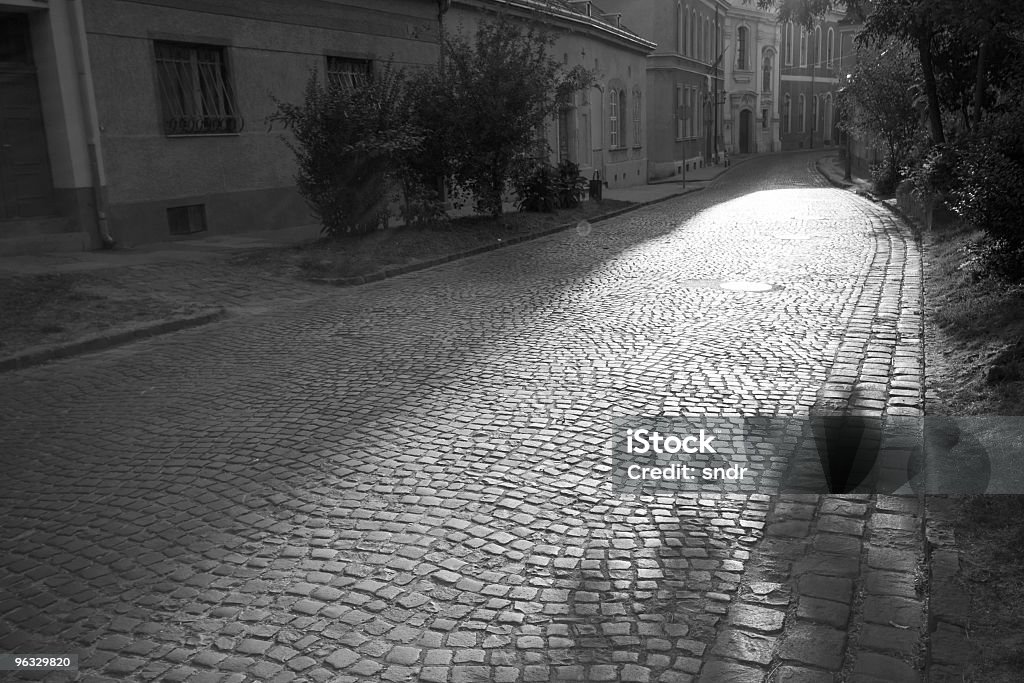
[[447, 1, 654, 190], [721, 0, 780, 154], [601, 0, 729, 180], [776, 8, 850, 151], [0, 0, 651, 253]]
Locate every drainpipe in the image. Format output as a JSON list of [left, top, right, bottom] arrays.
[[67, 0, 114, 248]]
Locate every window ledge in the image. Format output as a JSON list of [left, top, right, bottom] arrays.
[[165, 133, 242, 139]]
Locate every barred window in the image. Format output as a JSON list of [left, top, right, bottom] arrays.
[[155, 41, 240, 135], [326, 56, 372, 89]]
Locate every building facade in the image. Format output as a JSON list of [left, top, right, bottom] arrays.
[[776, 8, 849, 151], [0, 0, 650, 253], [720, 1, 780, 154], [602, 0, 728, 180], [449, 0, 653, 191]]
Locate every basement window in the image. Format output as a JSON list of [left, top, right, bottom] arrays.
[[167, 204, 207, 235]]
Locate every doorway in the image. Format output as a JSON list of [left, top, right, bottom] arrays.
[[739, 109, 752, 154], [0, 12, 55, 221]]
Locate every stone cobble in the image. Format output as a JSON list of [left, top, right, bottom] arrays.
[[0, 152, 930, 682]]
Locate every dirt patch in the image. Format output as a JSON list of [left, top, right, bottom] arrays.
[[0, 272, 206, 357], [923, 221, 1024, 681], [228, 200, 635, 281]]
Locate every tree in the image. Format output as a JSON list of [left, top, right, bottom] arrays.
[[840, 40, 923, 193], [269, 63, 423, 236], [424, 14, 593, 217], [752, 0, 1024, 145]]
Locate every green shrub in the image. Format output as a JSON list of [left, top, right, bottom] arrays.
[[269, 63, 422, 237], [553, 160, 588, 209], [950, 137, 1024, 248], [513, 163, 558, 213], [513, 159, 589, 213]]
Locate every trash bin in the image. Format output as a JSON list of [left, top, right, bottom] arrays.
[[588, 171, 603, 201]]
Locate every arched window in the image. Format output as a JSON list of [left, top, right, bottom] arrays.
[[632, 88, 642, 146], [813, 26, 821, 69], [691, 10, 696, 57], [827, 27, 835, 69], [798, 93, 805, 132], [697, 14, 703, 61], [762, 52, 773, 92], [800, 29, 807, 67], [812, 95, 818, 133], [676, 3, 683, 54], [784, 22, 793, 66], [609, 89, 618, 147], [783, 93, 791, 133], [705, 19, 710, 62], [737, 26, 748, 70]]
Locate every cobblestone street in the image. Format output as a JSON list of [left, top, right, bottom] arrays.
[[0, 152, 929, 682]]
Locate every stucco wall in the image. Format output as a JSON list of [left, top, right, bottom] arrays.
[[83, 0, 438, 242]]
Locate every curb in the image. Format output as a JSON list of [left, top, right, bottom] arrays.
[[310, 186, 706, 287], [0, 307, 227, 373], [814, 157, 925, 240]]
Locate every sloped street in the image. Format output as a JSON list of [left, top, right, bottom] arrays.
[[0, 152, 928, 682]]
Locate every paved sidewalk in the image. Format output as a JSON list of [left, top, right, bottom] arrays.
[[0, 163, 747, 372]]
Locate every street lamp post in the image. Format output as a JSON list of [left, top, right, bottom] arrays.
[[838, 74, 852, 181]]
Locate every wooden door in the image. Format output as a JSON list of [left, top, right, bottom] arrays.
[[0, 13, 55, 221]]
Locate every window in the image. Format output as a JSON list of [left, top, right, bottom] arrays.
[[762, 108, 768, 129], [827, 28, 835, 69], [737, 26, 748, 70], [676, 3, 683, 53], [812, 95, 818, 133], [609, 89, 618, 148], [800, 29, 807, 67], [154, 41, 239, 135], [632, 90, 642, 146], [696, 14, 702, 60], [798, 94, 805, 132], [580, 92, 592, 165], [814, 26, 821, 69], [783, 22, 793, 66], [167, 204, 207, 234], [783, 93, 791, 133], [703, 17, 709, 62], [676, 85, 684, 139], [618, 88, 627, 146], [688, 87, 696, 137], [690, 10, 696, 57], [327, 56, 371, 88], [762, 52, 773, 92]]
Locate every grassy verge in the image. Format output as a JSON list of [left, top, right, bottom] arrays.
[[0, 272, 205, 357], [229, 200, 634, 280], [923, 221, 1024, 681]]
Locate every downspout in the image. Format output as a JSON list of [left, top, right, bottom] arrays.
[[67, 0, 114, 248]]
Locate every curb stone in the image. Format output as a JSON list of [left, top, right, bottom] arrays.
[[813, 156, 923, 233], [701, 185, 929, 682], [309, 187, 707, 287], [0, 307, 227, 373]]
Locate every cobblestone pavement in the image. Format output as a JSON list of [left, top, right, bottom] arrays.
[[0, 151, 928, 682]]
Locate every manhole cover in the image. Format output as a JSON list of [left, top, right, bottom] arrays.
[[720, 280, 777, 292]]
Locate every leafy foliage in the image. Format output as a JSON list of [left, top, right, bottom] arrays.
[[269, 63, 422, 236], [512, 160, 588, 213], [840, 40, 924, 194], [431, 15, 594, 216]]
